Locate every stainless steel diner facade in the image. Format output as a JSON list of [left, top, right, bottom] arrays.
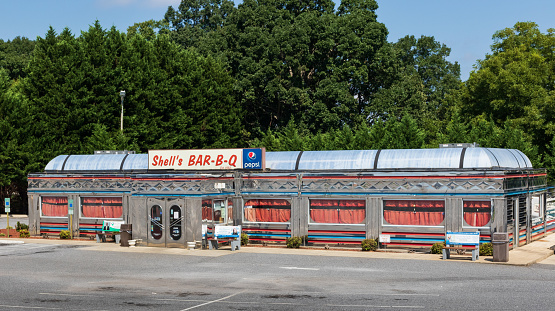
[[27, 146, 554, 249]]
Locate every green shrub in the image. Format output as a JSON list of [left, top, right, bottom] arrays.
[[431, 242, 445, 254], [286, 236, 302, 248], [16, 222, 29, 231], [480, 242, 493, 256], [0, 233, 5, 237], [19, 229, 30, 238], [59, 230, 71, 239], [361, 238, 378, 251], [241, 232, 249, 246]]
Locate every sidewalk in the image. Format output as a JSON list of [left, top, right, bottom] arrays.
[[2, 232, 554, 266]]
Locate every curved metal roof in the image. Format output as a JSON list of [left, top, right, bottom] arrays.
[[44, 147, 534, 173]]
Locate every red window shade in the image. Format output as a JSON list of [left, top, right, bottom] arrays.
[[309, 199, 366, 224], [243, 199, 291, 222], [81, 197, 123, 218], [383, 200, 445, 226], [463, 201, 491, 227], [41, 196, 68, 217], [245, 199, 290, 207], [202, 200, 213, 221]]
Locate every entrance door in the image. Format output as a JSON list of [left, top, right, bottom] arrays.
[[147, 197, 186, 247]]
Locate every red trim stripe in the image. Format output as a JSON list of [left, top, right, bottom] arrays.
[[29, 173, 546, 181]]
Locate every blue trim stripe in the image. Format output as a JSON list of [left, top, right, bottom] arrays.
[[79, 228, 103, 232], [308, 235, 365, 240], [240, 192, 299, 196], [40, 226, 68, 230]]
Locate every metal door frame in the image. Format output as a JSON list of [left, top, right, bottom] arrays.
[[147, 197, 186, 248]]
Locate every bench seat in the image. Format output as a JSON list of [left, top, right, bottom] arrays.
[[442, 245, 479, 261]]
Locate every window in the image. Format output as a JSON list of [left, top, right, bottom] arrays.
[[81, 197, 123, 219], [202, 199, 233, 224], [244, 199, 291, 223], [41, 196, 68, 217], [383, 200, 445, 226], [463, 201, 491, 227], [309, 199, 365, 224]]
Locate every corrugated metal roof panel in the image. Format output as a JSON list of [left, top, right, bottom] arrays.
[[463, 148, 532, 169], [62, 154, 127, 171], [511, 149, 533, 168], [43, 147, 534, 172], [462, 148, 494, 168], [121, 154, 149, 171], [266, 151, 300, 171], [44, 155, 69, 171], [377, 148, 462, 169], [298, 150, 378, 170]]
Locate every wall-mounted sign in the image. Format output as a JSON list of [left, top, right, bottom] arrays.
[[68, 199, 74, 215], [148, 148, 265, 171], [379, 234, 390, 243]]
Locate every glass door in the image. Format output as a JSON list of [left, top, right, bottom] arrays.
[[147, 198, 186, 247]]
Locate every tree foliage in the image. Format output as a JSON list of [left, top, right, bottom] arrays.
[[459, 22, 555, 155], [3, 7, 555, 214]]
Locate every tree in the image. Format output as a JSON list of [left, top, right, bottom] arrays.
[[0, 69, 31, 212], [20, 22, 245, 178], [459, 22, 555, 155], [0, 36, 35, 81]]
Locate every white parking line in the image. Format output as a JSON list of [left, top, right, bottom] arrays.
[[280, 266, 320, 270], [180, 291, 243, 311]]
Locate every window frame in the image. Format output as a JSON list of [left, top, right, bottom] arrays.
[[40, 196, 68, 218], [202, 198, 233, 225], [79, 196, 124, 220], [462, 199, 492, 228], [242, 198, 292, 224], [308, 198, 366, 225], [382, 199, 446, 227]]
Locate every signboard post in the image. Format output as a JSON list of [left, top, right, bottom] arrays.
[[4, 198, 10, 238], [68, 199, 73, 239]]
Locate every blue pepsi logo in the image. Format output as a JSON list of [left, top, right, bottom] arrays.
[[248, 151, 256, 160]]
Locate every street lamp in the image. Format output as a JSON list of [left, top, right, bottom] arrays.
[[119, 90, 125, 133]]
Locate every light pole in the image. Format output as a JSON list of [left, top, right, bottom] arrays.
[[119, 90, 125, 133]]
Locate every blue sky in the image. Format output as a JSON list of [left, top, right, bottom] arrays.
[[1, 0, 553, 81]]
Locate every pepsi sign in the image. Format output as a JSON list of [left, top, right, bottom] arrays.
[[242, 148, 264, 169]]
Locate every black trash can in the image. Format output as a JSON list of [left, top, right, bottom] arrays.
[[492, 232, 510, 262], [120, 224, 132, 247]]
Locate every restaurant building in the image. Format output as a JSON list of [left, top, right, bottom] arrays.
[[27, 145, 554, 249]]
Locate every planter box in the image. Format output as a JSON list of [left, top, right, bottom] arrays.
[[0, 229, 20, 238]]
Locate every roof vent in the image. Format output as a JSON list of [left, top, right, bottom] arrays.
[[439, 143, 479, 148], [94, 150, 136, 154]]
